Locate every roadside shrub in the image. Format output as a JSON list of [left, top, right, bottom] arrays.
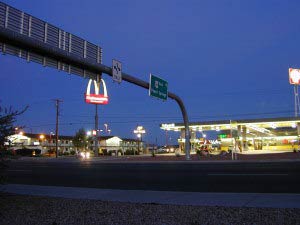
[[48, 149, 55, 154], [63, 152, 70, 156], [102, 149, 108, 156], [15, 148, 41, 156], [70, 150, 75, 155], [0, 150, 11, 184], [0, 150, 15, 157], [124, 149, 140, 155], [125, 149, 133, 155], [0, 158, 8, 184]]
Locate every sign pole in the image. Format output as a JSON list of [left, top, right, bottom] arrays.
[[294, 84, 300, 117], [95, 104, 99, 157], [230, 120, 234, 160]]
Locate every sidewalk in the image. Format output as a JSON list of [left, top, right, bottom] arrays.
[[2, 184, 300, 209]]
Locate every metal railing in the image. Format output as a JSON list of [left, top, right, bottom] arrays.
[[0, 2, 102, 79]]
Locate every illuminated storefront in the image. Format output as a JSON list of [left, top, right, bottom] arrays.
[[161, 117, 300, 152]]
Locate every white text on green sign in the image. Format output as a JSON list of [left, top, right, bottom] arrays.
[[149, 74, 168, 101]]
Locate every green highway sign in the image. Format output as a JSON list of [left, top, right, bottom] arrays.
[[149, 74, 168, 101]]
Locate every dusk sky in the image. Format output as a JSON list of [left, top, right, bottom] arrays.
[[1, 0, 300, 145]]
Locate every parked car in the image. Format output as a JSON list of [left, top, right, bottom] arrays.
[[79, 151, 90, 159], [157, 147, 168, 153], [157, 146, 176, 153], [15, 148, 41, 156]]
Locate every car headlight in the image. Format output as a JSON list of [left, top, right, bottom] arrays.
[[80, 152, 85, 158], [86, 152, 90, 158]]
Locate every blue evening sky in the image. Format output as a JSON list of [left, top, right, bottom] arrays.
[[1, 0, 300, 145]]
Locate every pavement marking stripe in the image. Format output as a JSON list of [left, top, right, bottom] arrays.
[[207, 173, 289, 176], [7, 169, 32, 172]]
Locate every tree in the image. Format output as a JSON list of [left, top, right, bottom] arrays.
[[72, 128, 89, 152], [0, 104, 27, 184], [0, 104, 28, 150]]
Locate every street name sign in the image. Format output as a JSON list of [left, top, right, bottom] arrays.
[[149, 74, 168, 101], [112, 59, 122, 83]]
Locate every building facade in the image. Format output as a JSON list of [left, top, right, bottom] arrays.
[[7, 133, 143, 155]]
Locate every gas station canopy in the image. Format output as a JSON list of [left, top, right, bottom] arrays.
[[161, 117, 300, 137]]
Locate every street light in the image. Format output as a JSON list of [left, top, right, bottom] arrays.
[[14, 127, 24, 136], [14, 127, 19, 134], [39, 134, 45, 152], [134, 126, 146, 155], [104, 123, 108, 133]]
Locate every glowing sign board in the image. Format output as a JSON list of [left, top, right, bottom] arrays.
[[289, 68, 300, 85], [85, 79, 108, 105], [218, 134, 231, 139]]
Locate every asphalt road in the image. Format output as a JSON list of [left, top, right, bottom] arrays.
[[3, 159, 300, 193]]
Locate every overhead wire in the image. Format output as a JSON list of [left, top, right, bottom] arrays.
[[26, 109, 294, 129]]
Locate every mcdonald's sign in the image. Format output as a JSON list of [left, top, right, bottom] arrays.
[[85, 79, 108, 105]]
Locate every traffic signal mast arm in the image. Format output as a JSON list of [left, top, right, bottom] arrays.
[[0, 26, 191, 160]]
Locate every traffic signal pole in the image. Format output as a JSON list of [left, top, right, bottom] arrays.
[[0, 27, 191, 160]]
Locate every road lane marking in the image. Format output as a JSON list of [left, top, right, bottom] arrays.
[[207, 173, 289, 176], [7, 169, 32, 172]]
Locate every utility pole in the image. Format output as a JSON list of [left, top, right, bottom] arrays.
[[54, 99, 63, 158]]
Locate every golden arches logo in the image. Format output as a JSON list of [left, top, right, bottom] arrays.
[[85, 79, 108, 105]]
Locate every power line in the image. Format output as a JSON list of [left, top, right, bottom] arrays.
[[61, 109, 294, 120], [25, 109, 294, 129]]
